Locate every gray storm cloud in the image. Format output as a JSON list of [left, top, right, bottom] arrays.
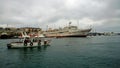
[[0, 0, 120, 32]]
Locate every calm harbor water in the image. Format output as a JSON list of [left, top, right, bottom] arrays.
[[0, 36, 120, 68]]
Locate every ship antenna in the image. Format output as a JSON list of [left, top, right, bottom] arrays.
[[77, 20, 79, 28], [68, 21, 71, 29], [69, 21, 71, 27], [46, 25, 48, 31]]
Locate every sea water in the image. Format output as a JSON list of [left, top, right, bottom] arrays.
[[0, 36, 120, 68]]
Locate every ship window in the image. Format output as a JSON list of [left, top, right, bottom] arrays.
[[59, 32, 63, 33]]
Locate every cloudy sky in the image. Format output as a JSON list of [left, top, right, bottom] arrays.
[[0, 0, 120, 32]]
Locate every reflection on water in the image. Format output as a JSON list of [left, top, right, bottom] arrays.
[[17, 45, 50, 68], [63, 37, 92, 46], [22, 45, 50, 53], [21, 45, 50, 54]]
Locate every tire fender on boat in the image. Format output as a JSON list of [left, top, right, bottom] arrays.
[[30, 42, 33, 46]]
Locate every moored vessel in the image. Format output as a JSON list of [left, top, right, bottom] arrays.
[[7, 32, 51, 49], [44, 22, 92, 38]]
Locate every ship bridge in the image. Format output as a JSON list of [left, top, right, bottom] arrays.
[[63, 26, 78, 30]]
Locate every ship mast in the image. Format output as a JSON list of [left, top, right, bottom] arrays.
[[69, 21, 71, 27], [69, 21, 72, 29], [46, 25, 48, 31], [77, 20, 79, 29]]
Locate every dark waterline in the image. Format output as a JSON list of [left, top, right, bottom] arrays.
[[0, 36, 120, 68]]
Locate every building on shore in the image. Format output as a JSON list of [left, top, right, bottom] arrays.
[[0, 27, 42, 39], [17, 27, 42, 34]]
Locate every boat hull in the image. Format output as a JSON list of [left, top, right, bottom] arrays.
[[7, 42, 50, 49]]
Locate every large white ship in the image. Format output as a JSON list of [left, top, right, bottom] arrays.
[[44, 22, 92, 38]]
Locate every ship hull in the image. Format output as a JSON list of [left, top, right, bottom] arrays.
[[63, 35, 87, 37], [45, 32, 89, 38], [7, 41, 50, 49], [45, 35, 87, 38], [56, 35, 87, 38]]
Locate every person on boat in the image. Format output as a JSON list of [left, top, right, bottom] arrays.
[[30, 40, 33, 46], [44, 40, 47, 45], [38, 39, 41, 46], [33, 38, 37, 42], [33, 39, 35, 42]]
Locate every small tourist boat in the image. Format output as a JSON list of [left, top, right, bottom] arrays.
[[7, 39, 51, 49], [7, 32, 51, 49]]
